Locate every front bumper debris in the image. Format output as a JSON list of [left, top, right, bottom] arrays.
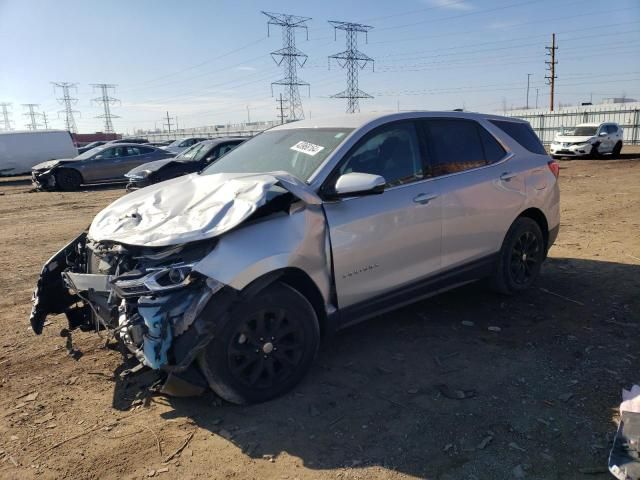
[[29, 232, 231, 395]]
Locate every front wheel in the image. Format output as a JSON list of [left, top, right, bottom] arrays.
[[54, 169, 82, 191], [589, 145, 601, 159], [198, 282, 320, 404], [611, 142, 622, 159], [491, 217, 545, 295]]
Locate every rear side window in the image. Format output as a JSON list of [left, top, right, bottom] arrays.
[[421, 119, 486, 176], [490, 120, 546, 155]]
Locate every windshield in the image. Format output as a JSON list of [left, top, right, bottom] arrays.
[[202, 128, 352, 181], [175, 142, 210, 162], [568, 126, 598, 136], [74, 145, 108, 160]]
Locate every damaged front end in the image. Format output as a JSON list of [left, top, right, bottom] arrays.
[[30, 235, 237, 395], [29, 171, 332, 398]]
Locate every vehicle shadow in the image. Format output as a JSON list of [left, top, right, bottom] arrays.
[[113, 256, 639, 478]]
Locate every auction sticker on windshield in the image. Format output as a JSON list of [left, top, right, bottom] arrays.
[[290, 141, 325, 156]]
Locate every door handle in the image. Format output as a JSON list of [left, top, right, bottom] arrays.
[[500, 172, 517, 182], [413, 193, 439, 205]]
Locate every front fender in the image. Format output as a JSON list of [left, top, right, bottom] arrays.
[[193, 203, 331, 306]]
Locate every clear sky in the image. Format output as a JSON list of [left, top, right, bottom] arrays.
[[0, 0, 638, 133]]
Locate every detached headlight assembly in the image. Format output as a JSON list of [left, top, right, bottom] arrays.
[[111, 264, 196, 297]]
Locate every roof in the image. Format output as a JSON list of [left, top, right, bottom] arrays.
[[0, 129, 68, 135], [575, 122, 606, 127], [268, 111, 527, 131], [200, 137, 246, 145]]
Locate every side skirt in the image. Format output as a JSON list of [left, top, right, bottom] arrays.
[[331, 254, 498, 330]]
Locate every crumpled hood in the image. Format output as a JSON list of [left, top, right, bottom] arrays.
[[88, 171, 321, 247], [126, 158, 176, 177], [32, 158, 74, 171], [553, 135, 594, 144]]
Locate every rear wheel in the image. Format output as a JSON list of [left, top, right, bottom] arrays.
[[491, 217, 544, 294], [54, 169, 82, 191], [198, 282, 320, 404], [611, 142, 622, 159]]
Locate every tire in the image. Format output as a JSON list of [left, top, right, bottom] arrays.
[[198, 282, 320, 404], [611, 142, 622, 159], [589, 145, 600, 159], [54, 169, 82, 191], [491, 217, 545, 295]]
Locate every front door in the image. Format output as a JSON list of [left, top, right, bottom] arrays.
[[322, 121, 442, 310]]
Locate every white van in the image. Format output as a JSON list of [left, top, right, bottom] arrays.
[[0, 130, 78, 175]]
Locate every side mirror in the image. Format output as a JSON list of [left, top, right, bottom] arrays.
[[334, 172, 385, 197], [598, 131, 607, 137], [94, 155, 103, 160]]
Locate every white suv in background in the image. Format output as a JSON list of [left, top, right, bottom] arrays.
[[550, 122, 623, 159]]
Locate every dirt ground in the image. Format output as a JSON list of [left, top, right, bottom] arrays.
[[0, 154, 639, 480]]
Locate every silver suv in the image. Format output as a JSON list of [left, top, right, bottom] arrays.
[[30, 112, 560, 404]]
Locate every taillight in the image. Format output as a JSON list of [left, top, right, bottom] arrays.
[[547, 160, 560, 178]]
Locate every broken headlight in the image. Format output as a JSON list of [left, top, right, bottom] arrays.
[[111, 264, 196, 297]]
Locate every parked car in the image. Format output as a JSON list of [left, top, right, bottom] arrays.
[[30, 112, 559, 404], [77, 141, 108, 155], [125, 137, 246, 189], [161, 137, 208, 154], [550, 122, 623, 159], [147, 140, 175, 147], [0, 130, 77, 175], [31, 143, 174, 191]]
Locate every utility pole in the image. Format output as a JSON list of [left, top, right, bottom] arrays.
[[22, 104, 42, 130], [526, 73, 532, 109], [52, 82, 80, 133], [91, 83, 120, 133], [328, 20, 374, 114], [545, 33, 558, 111], [276, 93, 288, 124], [41, 111, 49, 129], [164, 111, 174, 133], [535, 88, 539, 109], [0, 103, 13, 130], [263, 11, 311, 121], [246, 105, 251, 124]]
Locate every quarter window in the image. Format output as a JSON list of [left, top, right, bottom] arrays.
[[478, 126, 506, 164], [339, 122, 423, 187], [421, 119, 487, 176], [489, 120, 546, 155]]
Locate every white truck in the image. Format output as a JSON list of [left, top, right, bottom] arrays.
[[0, 130, 78, 175]]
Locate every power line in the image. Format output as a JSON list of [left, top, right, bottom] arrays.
[[52, 82, 80, 133], [0, 103, 13, 130], [91, 83, 120, 133], [545, 33, 558, 111], [22, 104, 42, 130], [328, 21, 374, 113], [263, 11, 312, 121]]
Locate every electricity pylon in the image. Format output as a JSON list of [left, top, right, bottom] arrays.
[[91, 83, 120, 133], [52, 82, 80, 133]]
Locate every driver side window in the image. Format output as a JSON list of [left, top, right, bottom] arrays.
[[339, 122, 423, 187]]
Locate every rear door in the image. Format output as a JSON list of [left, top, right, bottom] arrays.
[[322, 120, 442, 311], [420, 118, 524, 270]]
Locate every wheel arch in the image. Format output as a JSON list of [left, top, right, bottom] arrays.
[[241, 267, 330, 338], [516, 207, 549, 251], [55, 166, 85, 184]]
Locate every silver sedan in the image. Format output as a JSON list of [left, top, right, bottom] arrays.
[[31, 143, 174, 191]]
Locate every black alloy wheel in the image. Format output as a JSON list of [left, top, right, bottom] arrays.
[[491, 217, 545, 294], [198, 282, 320, 404], [509, 230, 541, 286], [55, 169, 82, 191], [228, 307, 305, 389]]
